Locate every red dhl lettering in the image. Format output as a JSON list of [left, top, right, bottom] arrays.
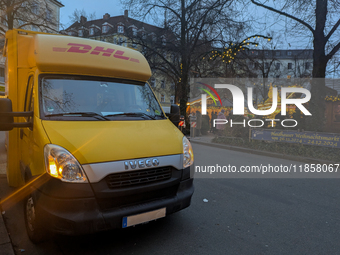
[[52, 43, 140, 63], [67, 43, 91, 53], [90, 46, 114, 56]]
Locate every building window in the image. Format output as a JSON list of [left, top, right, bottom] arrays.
[[287, 51, 292, 56], [32, 2, 39, 15], [46, 9, 52, 22], [0, 67, 5, 82], [305, 62, 310, 69], [114, 37, 127, 47], [89, 27, 94, 36], [254, 62, 259, 69], [118, 37, 123, 45], [275, 51, 280, 56], [161, 80, 165, 88], [264, 51, 269, 56], [170, 96, 175, 104], [1, 17, 6, 25], [264, 62, 269, 69], [162, 36, 166, 46], [102, 25, 109, 33], [288, 63, 292, 69], [275, 63, 280, 70], [161, 94, 165, 102], [150, 78, 156, 87], [132, 27, 137, 36], [118, 25, 124, 34], [78, 29, 83, 37]]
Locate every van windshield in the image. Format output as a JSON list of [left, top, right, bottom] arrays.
[[39, 75, 165, 120]]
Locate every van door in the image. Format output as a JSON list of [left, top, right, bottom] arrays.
[[20, 75, 34, 176]]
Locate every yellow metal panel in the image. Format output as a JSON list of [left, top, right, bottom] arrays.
[[42, 119, 183, 164], [30, 117, 51, 176], [31, 34, 151, 81], [5, 30, 23, 187], [17, 35, 33, 68]]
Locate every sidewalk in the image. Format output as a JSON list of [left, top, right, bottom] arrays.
[[190, 131, 336, 164], [0, 182, 15, 255], [0, 131, 15, 255]]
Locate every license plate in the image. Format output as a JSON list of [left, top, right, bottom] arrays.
[[122, 208, 166, 228]]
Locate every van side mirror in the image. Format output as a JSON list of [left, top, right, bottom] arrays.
[[0, 98, 33, 131], [0, 98, 14, 131], [167, 104, 180, 126]]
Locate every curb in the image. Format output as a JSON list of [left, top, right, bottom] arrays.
[[191, 140, 338, 165], [0, 208, 15, 255]]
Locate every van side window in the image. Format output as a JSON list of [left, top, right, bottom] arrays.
[[24, 76, 34, 120]]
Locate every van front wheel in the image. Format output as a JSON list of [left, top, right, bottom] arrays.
[[24, 195, 48, 243]]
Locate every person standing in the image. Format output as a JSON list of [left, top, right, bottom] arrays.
[[216, 109, 226, 136], [196, 110, 202, 136], [189, 112, 196, 137], [211, 111, 217, 133]]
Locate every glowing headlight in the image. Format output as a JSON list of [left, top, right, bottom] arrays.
[[44, 144, 87, 183], [183, 136, 194, 168]]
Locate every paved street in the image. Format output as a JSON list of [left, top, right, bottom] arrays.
[[1, 138, 340, 254]]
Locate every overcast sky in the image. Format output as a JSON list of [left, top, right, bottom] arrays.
[[60, 0, 125, 29]]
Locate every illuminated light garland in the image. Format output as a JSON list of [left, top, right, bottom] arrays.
[[325, 96, 340, 102], [203, 35, 272, 65]]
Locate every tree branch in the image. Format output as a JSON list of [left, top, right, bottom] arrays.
[[327, 41, 340, 61], [325, 17, 340, 41], [250, 0, 314, 33]]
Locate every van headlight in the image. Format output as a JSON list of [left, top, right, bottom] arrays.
[[183, 136, 194, 168], [44, 144, 87, 183]]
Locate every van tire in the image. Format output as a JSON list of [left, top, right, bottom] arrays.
[[23, 194, 48, 243]]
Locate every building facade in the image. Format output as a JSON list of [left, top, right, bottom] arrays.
[[241, 49, 314, 79]]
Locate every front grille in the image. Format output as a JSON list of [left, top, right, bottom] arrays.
[[105, 167, 172, 189], [96, 185, 179, 211]]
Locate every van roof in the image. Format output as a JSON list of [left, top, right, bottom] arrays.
[[18, 30, 151, 81]]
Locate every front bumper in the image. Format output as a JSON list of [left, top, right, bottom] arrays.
[[33, 167, 194, 235]]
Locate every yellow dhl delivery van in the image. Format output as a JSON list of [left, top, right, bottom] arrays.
[[0, 29, 194, 243]]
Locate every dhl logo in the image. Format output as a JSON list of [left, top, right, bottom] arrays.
[[52, 43, 140, 63]]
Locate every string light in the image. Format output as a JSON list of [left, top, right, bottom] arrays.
[[205, 35, 271, 66]]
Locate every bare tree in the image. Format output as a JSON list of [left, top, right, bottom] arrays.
[[251, 0, 340, 78], [123, 0, 246, 116], [0, 0, 61, 34], [68, 8, 96, 24], [250, 0, 340, 131]]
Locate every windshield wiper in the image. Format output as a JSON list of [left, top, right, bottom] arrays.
[[104, 112, 158, 120], [45, 112, 110, 121]]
